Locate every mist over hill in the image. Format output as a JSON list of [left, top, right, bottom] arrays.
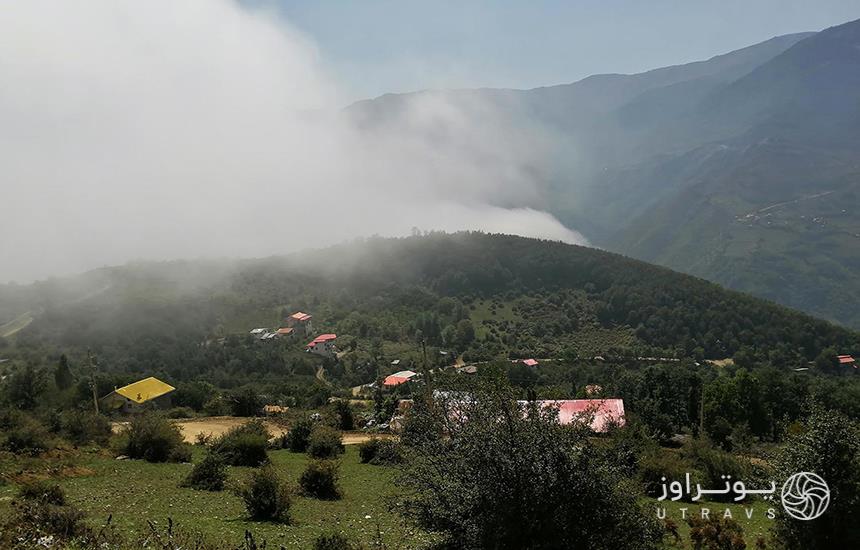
[[2, 234, 857, 381], [348, 19, 860, 328]]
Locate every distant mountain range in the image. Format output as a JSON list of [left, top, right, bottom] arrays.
[[347, 18, 860, 328]]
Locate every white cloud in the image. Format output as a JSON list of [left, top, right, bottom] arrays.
[[0, 0, 585, 282]]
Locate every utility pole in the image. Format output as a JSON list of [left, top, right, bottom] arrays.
[[88, 349, 99, 415]]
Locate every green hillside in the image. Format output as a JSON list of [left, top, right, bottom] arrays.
[[2, 233, 857, 381]]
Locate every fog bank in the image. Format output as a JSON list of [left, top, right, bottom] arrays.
[[0, 0, 585, 283]]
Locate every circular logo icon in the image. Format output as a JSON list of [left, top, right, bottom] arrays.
[[781, 472, 830, 521]]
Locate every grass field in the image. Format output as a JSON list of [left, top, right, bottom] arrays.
[[0, 445, 780, 549], [652, 498, 775, 547], [0, 311, 34, 338], [0, 447, 436, 548]]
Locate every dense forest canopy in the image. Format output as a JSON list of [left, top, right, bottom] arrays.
[[2, 233, 857, 373]]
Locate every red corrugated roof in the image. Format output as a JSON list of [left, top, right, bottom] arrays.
[[520, 399, 625, 433], [276, 327, 294, 335], [838, 355, 856, 364], [290, 312, 312, 321], [522, 358, 539, 367], [306, 333, 337, 347]]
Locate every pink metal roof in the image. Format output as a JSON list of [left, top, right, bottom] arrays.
[[838, 355, 855, 364], [383, 375, 410, 387], [306, 333, 337, 347], [522, 358, 539, 367], [290, 312, 312, 321], [521, 399, 625, 433]]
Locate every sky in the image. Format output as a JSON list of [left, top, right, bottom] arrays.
[[0, 1, 857, 284], [253, 0, 860, 101]]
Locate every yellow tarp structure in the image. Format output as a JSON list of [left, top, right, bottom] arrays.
[[114, 377, 175, 404]]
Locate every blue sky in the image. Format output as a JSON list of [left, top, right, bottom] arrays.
[[249, 0, 859, 101]]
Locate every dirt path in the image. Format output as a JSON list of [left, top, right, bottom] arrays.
[[112, 416, 387, 445]]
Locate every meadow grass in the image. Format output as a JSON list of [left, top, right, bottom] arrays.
[[1, 447, 434, 548]]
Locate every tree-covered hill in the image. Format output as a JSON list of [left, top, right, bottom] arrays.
[[1, 233, 857, 385]]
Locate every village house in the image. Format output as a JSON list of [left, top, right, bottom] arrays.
[[838, 354, 857, 370], [285, 311, 313, 336], [101, 376, 176, 414], [521, 358, 539, 367], [249, 328, 268, 338], [539, 399, 626, 433], [306, 333, 337, 357], [383, 370, 418, 387], [276, 327, 295, 339]]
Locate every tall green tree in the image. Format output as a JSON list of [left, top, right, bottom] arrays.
[[398, 375, 661, 549], [773, 405, 860, 549], [54, 354, 74, 390]]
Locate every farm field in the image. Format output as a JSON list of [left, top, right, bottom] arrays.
[[0, 446, 434, 548]]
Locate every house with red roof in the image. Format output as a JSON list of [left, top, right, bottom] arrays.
[[306, 333, 337, 357], [519, 399, 625, 433], [838, 354, 857, 370], [285, 311, 313, 335], [384, 370, 418, 387]]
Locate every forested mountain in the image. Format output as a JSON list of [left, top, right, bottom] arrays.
[[346, 19, 860, 328], [1, 233, 857, 386]]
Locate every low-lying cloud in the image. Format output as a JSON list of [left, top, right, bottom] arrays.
[[0, 0, 585, 283]]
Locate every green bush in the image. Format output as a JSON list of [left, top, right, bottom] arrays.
[[638, 449, 693, 498], [211, 420, 270, 466], [313, 533, 354, 550], [121, 412, 189, 463], [681, 438, 749, 502], [0, 411, 53, 455], [235, 466, 291, 523], [358, 437, 380, 463], [358, 437, 403, 465], [687, 515, 746, 550], [307, 425, 344, 459], [299, 460, 343, 500], [17, 481, 66, 506], [1, 500, 89, 544], [166, 406, 195, 419], [181, 452, 228, 491], [331, 401, 355, 431], [59, 409, 112, 446], [283, 416, 314, 453]]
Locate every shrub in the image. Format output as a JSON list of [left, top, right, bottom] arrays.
[[307, 425, 344, 459], [359, 437, 403, 465], [121, 412, 189, 463], [59, 409, 112, 446], [181, 452, 228, 491], [358, 437, 380, 463], [1, 500, 89, 546], [681, 438, 749, 502], [300, 460, 343, 500], [166, 406, 195, 419], [283, 416, 314, 453], [17, 481, 66, 506], [331, 401, 355, 431], [211, 420, 270, 466], [235, 466, 291, 523], [313, 533, 354, 550], [0, 412, 53, 455], [687, 516, 746, 550], [398, 378, 662, 549], [638, 449, 693, 498]]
